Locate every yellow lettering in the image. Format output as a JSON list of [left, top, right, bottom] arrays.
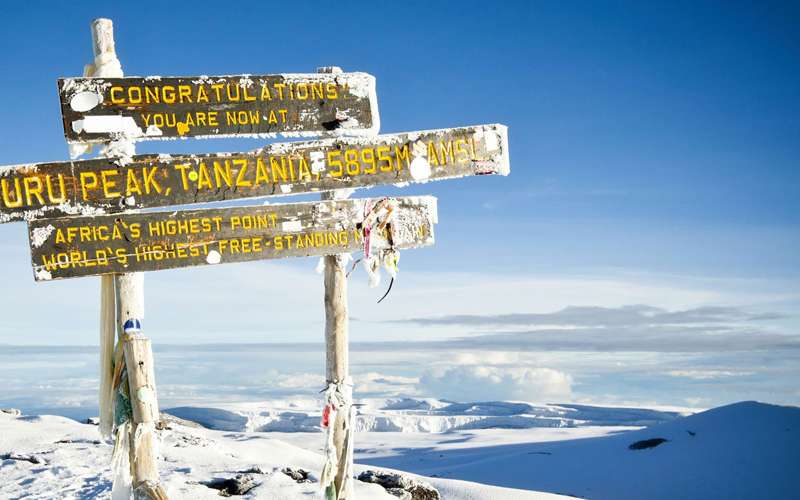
[[213, 160, 233, 188], [234, 159, 251, 187], [178, 85, 192, 103], [127, 86, 142, 104], [328, 150, 343, 177], [162, 86, 176, 104], [79, 172, 98, 200], [326, 83, 338, 99], [377, 146, 392, 172], [242, 85, 256, 101], [45, 174, 67, 203], [254, 158, 270, 185], [427, 142, 439, 166], [196, 85, 209, 103], [110, 86, 125, 104], [271, 157, 288, 182], [197, 162, 213, 189], [210, 83, 224, 102], [142, 167, 162, 194], [126, 168, 142, 195], [437, 141, 454, 165], [23, 177, 45, 206], [100, 169, 120, 198], [174, 164, 191, 190], [394, 145, 410, 170], [145, 86, 160, 104], [226, 84, 240, 101]]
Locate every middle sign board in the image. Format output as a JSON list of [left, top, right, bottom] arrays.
[[29, 196, 437, 281], [1, 124, 507, 223]]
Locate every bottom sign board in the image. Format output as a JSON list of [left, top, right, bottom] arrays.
[[28, 196, 437, 281]]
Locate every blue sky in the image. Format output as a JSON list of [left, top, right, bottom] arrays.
[[0, 1, 798, 409]]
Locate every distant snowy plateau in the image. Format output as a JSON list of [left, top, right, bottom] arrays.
[[1, 399, 798, 499]]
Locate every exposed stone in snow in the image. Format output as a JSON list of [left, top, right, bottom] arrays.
[[358, 470, 440, 500], [1, 452, 47, 465], [202, 474, 259, 496], [281, 467, 312, 483]]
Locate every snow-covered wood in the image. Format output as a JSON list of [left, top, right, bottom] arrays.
[[322, 190, 353, 500], [319, 63, 356, 500], [85, 18, 167, 499], [122, 336, 159, 424], [1, 124, 506, 224], [114, 274, 167, 499], [58, 71, 379, 143], [122, 335, 166, 500], [28, 196, 437, 281], [99, 274, 115, 438]]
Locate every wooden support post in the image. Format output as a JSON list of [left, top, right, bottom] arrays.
[[319, 65, 354, 500], [323, 191, 352, 499], [116, 274, 166, 499], [86, 19, 167, 500]]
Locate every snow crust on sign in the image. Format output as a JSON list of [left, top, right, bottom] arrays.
[[30, 224, 55, 248], [0, 410, 568, 500]]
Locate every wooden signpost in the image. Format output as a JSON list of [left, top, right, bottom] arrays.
[[59, 72, 379, 143], [28, 196, 437, 280], [0, 124, 507, 223], [0, 15, 511, 500]]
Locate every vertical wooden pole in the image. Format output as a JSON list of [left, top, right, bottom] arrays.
[[117, 274, 166, 499], [319, 66, 354, 499], [86, 18, 167, 500], [323, 192, 352, 499]]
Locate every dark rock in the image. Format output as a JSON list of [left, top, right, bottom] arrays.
[[85, 417, 100, 425], [239, 465, 269, 475], [282, 467, 312, 483], [358, 470, 440, 500], [202, 474, 257, 496], [387, 487, 412, 499], [55, 438, 102, 445], [0, 408, 21, 417], [629, 437, 668, 450], [1, 452, 46, 465]]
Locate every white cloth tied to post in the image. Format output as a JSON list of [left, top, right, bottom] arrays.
[[320, 378, 355, 500]]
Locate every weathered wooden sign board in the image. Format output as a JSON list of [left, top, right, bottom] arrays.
[[28, 196, 436, 281], [58, 72, 379, 143], [1, 124, 507, 224]]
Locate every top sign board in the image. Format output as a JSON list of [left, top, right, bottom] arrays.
[[58, 73, 379, 143]]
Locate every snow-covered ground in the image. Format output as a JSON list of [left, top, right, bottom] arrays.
[[352, 401, 800, 500], [0, 406, 571, 500], [1, 399, 798, 499]]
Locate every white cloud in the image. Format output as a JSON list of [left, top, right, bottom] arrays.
[[666, 370, 755, 380], [420, 365, 573, 402], [353, 371, 420, 396], [270, 372, 324, 389], [452, 351, 522, 365]]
